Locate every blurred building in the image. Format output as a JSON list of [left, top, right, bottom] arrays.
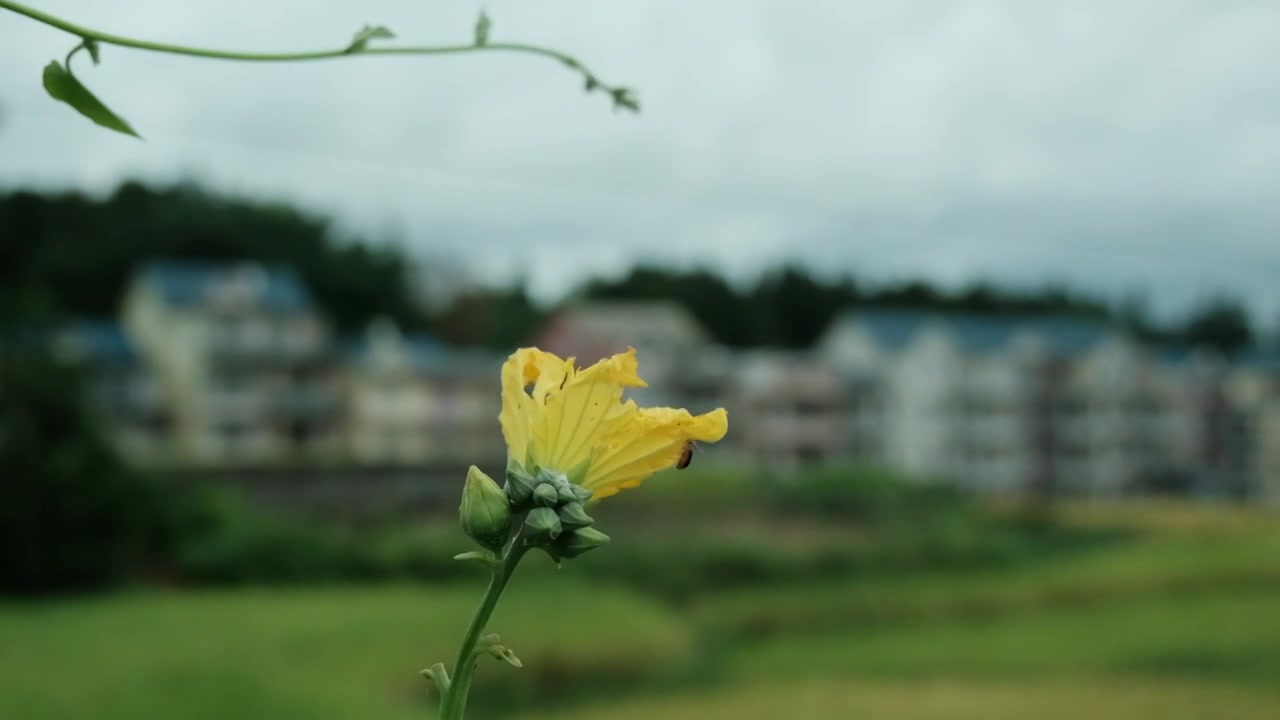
[[343, 318, 505, 466], [122, 261, 342, 465], [1257, 401, 1280, 506], [50, 320, 173, 464], [726, 350, 849, 473], [819, 310, 1187, 497], [1221, 353, 1280, 499], [1055, 333, 1181, 496], [35, 260, 1280, 504]]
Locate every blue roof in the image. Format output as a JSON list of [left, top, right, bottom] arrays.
[[139, 260, 312, 312], [838, 309, 1113, 356], [56, 320, 138, 365]]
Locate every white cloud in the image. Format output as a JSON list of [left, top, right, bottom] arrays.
[[2, 0, 1278, 327]]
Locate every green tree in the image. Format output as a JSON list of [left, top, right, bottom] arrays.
[[582, 266, 756, 347], [0, 350, 169, 594], [0, 181, 426, 331], [434, 284, 546, 350], [752, 265, 857, 348], [1182, 297, 1254, 357]]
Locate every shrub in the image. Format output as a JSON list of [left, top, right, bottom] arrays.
[[0, 354, 174, 594], [165, 490, 474, 585], [767, 463, 969, 524]]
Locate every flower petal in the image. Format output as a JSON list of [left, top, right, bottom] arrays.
[[582, 406, 728, 500], [531, 348, 648, 472], [500, 348, 573, 468]]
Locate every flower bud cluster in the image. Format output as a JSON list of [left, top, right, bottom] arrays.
[[509, 466, 610, 561], [458, 464, 610, 561]]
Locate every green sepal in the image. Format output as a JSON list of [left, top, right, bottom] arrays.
[[563, 454, 594, 487]]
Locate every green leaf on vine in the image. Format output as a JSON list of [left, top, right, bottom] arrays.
[[474, 11, 492, 46], [610, 87, 640, 113], [42, 61, 140, 139], [347, 25, 395, 53]]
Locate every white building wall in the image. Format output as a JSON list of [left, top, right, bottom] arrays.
[[886, 328, 962, 481]]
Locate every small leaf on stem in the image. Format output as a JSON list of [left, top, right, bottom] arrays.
[[474, 11, 492, 46], [42, 61, 140, 139], [610, 87, 640, 113], [482, 643, 524, 668], [347, 24, 395, 53], [453, 550, 499, 570], [419, 662, 451, 695]]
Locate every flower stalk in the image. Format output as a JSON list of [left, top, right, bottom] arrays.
[[439, 532, 529, 720]]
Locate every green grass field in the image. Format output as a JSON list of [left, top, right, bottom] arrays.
[[693, 520, 1280, 637], [523, 678, 1280, 720], [732, 591, 1280, 685], [4, 502, 1279, 719], [0, 578, 693, 720]]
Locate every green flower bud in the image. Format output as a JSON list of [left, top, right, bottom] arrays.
[[555, 483, 578, 504], [505, 462, 539, 508], [460, 466, 511, 551], [557, 501, 594, 530], [555, 526, 611, 559], [532, 482, 560, 507], [536, 467, 570, 488], [525, 506, 563, 541]]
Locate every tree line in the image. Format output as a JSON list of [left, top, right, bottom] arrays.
[[0, 181, 1260, 355]]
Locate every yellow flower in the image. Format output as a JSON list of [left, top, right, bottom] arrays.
[[499, 347, 728, 502]]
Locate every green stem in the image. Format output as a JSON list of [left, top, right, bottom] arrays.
[[0, 0, 633, 103], [440, 539, 529, 720]]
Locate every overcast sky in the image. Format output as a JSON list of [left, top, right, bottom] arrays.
[[2, 1, 1278, 324]]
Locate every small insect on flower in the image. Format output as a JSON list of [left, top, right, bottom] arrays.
[[675, 440, 698, 470]]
